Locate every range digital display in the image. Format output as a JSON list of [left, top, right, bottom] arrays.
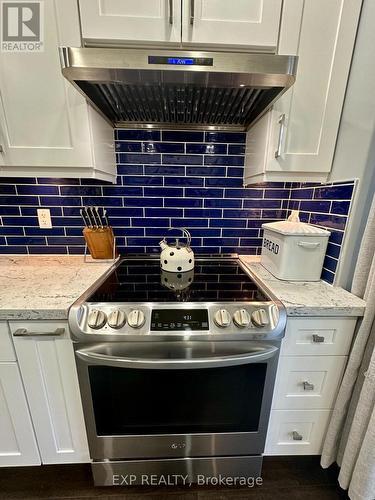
[[167, 57, 194, 65], [148, 56, 213, 66], [151, 309, 209, 331]]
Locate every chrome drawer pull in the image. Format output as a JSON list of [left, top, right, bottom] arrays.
[[13, 328, 65, 337], [274, 113, 286, 158], [312, 334, 325, 343], [168, 0, 173, 24], [190, 0, 195, 25], [292, 431, 303, 441], [303, 381, 315, 391]]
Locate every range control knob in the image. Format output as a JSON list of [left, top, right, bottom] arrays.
[[128, 309, 145, 329], [107, 310, 126, 329], [87, 309, 107, 330], [214, 309, 231, 328], [251, 309, 270, 328], [233, 308, 251, 328]]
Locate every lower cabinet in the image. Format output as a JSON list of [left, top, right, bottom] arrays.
[[265, 316, 357, 455], [0, 363, 40, 466], [11, 321, 90, 464]]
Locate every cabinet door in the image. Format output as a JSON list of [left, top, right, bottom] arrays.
[[13, 328, 90, 464], [182, 0, 282, 51], [246, 0, 362, 182], [0, 363, 40, 466], [79, 0, 181, 45], [0, 0, 94, 169]]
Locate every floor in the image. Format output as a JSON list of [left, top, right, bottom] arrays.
[[0, 457, 349, 500]]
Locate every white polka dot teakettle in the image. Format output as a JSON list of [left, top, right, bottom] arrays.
[[159, 227, 194, 273]]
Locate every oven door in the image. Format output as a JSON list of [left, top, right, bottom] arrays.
[[75, 341, 279, 460]]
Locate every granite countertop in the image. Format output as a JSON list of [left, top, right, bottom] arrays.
[[0, 255, 114, 320], [240, 255, 366, 317]]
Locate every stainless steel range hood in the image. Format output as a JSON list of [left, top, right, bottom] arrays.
[[60, 48, 298, 131]]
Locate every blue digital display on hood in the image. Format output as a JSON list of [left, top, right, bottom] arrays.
[[167, 57, 194, 65]]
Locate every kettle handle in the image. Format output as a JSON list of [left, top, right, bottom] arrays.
[[166, 227, 192, 246]]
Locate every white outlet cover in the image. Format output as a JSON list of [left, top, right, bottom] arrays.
[[37, 209, 52, 228]]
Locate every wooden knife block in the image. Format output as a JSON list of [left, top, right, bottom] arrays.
[[83, 227, 116, 260]]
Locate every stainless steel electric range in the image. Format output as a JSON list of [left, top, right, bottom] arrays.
[[68, 256, 286, 486]]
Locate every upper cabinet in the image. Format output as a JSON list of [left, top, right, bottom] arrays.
[[0, 0, 116, 182], [181, 0, 282, 51], [78, 0, 282, 51], [79, 0, 181, 46], [244, 0, 362, 184]]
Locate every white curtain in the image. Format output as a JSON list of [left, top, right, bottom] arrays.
[[321, 195, 375, 500]]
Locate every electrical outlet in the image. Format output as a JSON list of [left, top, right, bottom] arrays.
[[37, 209, 52, 228]]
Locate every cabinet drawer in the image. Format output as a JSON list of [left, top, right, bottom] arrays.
[[272, 356, 346, 410], [281, 317, 357, 356], [0, 322, 16, 361], [265, 409, 331, 455]]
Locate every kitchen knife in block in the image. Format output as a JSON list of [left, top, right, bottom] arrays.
[[83, 227, 116, 259]]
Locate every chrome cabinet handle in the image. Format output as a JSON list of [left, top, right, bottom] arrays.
[[313, 334, 325, 343], [13, 328, 65, 337], [190, 0, 195, 25], [168, 0, 173, 25], [292, 431, 303, 441], [76, 344, 279, 369], [303, 381, 315, 391], [274, 113, 286, 158]]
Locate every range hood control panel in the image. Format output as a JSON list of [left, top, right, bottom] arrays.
[[148, 55, 213, 66]]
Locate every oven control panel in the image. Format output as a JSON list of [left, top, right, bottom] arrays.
[[151, 309, 209, 331], [75, 302, 283, 341]]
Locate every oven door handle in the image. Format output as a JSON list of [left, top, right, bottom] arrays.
[[75, 344, 279, 369]]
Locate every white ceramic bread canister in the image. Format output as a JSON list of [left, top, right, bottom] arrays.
[[159, 227, 195, 272], [261, 211, 331, 281]]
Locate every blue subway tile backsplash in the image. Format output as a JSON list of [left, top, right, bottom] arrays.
[[0, 128, 356, 284]]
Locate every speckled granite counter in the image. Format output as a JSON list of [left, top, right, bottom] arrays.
[[240, 255, 366, 317], [0, 256, 114, 320]]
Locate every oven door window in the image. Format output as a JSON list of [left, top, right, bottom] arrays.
[[88, 364, 267, 435]]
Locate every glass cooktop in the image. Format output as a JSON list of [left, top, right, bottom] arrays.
[[87, 257, 268, 303]]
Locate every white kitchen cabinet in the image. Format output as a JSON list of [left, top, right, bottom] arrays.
[[0, 364, 41, 466], [78, 0, 182, 46], [0, 0, 116, 182], [181, 0, 282, 51], [78, 0, 282, 51], [265, 316, 358, 456], [244, 0, 362, 184], [11, 321, 90, 464]]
